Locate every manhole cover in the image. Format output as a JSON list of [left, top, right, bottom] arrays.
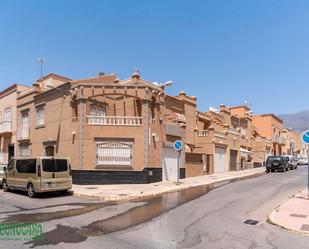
[[243, 219, 259, 225], [86, 187, 98, 190], [290, 214, 307, 218]]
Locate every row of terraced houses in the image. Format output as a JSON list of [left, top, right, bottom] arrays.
[[0, 71, 307, 184]]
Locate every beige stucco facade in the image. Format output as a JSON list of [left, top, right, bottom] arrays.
[[0, 71, 302, 184], [0, 84, 30, 164], [252, 114, 285, 156]]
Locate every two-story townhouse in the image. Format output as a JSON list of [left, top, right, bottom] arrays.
[[252, 114, 285, 156], [16, 71, 190, 184], [228, 105, 254, 169], [0, 84, 30, 164], [252, 126, 272, 165], [194, 104, 255, 174], [195, 108, 226, 174]]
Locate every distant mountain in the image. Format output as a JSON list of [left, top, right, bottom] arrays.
[[278, 110, 309, 132]]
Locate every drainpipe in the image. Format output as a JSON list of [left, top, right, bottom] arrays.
[[144, 88, 150, 169], [79, 86, 84, 170]]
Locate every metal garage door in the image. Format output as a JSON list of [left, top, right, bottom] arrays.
[[214, 147, 227, 173], [162, 147, 179, 181]]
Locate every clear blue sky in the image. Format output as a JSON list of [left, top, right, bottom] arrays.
[[0, 0, 308, 115]]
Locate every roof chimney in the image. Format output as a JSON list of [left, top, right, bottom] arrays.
[[131, 68, 141, 79], [98, 72, 105, 77]]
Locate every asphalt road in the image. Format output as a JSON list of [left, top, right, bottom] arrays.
[[1, 166, 309, 249]]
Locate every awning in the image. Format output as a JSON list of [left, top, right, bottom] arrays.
[[240, 148, 253, 154], [173, 113, 186, 123]]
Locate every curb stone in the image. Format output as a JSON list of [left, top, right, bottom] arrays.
[[73, 171, 266, 202]]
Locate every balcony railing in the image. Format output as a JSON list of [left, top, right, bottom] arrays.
[[197, 130, 209, 137], [272, 135, 286, 145], [0, 121, 12, 133], [86, 116, 142, 126], [18, 127, 30, 140]]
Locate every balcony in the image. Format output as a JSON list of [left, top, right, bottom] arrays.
[[272, 135, 286, 145], [0, 121, 12, 136], [197, 130, 209, 137], [18, 127, 30, 141], [86, 116, 142, 126]]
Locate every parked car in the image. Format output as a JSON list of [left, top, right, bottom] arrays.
[[2, 157, 72, 198], [285, 155, 298, 170], [266, 156, 289, 172], [0, 164, 4, 188], [297, 157, 308, 165]]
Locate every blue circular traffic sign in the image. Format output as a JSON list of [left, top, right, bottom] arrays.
[[301, 130, 309, 145], [174, 140, 183, 151]]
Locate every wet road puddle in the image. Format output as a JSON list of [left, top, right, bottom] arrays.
[[2, 202, 118, 223], [5, 175, 262, 247]]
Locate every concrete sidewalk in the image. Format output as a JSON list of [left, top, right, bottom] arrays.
[[72, 167, 265, 201], [269, 188, 309, 235]]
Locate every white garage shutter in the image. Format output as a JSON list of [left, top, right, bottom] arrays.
[[96, 141, 133, 167], [162, 147, 179, 181], [214, 147, 227, 173]]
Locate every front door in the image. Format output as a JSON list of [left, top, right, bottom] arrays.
[[230, 150, 237, 171], [8, 144, 14, 161]]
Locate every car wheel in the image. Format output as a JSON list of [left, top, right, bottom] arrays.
[[3, 181, 8, 192], [27, 183, 36, 198]]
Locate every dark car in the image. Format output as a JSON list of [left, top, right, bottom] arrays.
[[266, 156, 289, 172]]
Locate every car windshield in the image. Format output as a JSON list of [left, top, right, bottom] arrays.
[[267, 156, 282, 162]]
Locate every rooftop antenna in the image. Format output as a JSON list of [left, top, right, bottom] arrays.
[[38, 57, 45, 84]]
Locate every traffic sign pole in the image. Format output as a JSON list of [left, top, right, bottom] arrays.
[[301, 131, 309, 200], [173, 140, 183, 185], [177, 150, 180, 185], [307, 150, 309, 200]]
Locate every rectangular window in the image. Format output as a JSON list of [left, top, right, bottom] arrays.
[[36, 106, 45, 126], [4, 108, 11, 122], [16, 159, 36, 174], [96, 140, 133, 168], [22, 111, 29, 128], [42, 159, 68, 172], [89, 105, 106, 124], [19, 145, 30, 157]]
